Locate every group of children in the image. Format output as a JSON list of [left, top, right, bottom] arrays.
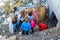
[[11, 8, 48, 35]]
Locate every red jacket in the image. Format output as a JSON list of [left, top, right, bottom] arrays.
[[38, 23, 48, 31]]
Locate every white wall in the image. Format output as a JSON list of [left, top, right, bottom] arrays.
[[46, 0, 60, 22], [33, 0, 40, 4]]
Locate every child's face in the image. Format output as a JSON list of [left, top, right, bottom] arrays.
[[21, 14, 24, 16], [12, 18, 15, 21], [25, 18, 29, 22], [12, 17, 17, 21], [21, 12, 25, 17]]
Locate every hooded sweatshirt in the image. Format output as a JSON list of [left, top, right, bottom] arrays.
[[38, 23, 48, 31], [20, 22, 31, 31], [33, 8, 38, 23]]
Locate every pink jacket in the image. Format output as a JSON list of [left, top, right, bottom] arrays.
[[30, 19, 36, 28], [33, 9, 38, 23]]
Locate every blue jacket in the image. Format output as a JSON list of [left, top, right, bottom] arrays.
[[20, 22, 31, 31]]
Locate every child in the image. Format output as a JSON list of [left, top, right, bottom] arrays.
[[20, 17, 31, 35], [30, 17, 36, 33], [38, 22, 48, 31], [12, 16, 19, 34], [19, 11, 25, 27], [28, 11, 33, 22], [33, 8, 38, 23]]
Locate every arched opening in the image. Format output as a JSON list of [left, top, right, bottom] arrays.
[[50, 11, 58, 27], [45, 11, 58, 28]]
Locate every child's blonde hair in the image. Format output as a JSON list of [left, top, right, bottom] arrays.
[[25, 17, 29, 22]]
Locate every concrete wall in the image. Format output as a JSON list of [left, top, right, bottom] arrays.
[[46, 0, 60, 23]]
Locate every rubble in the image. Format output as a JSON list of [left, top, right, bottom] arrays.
[[0, 23, 60, 40], [0, 24, 12, 36], [0, 26, 60, 40]]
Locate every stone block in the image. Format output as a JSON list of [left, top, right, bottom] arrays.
[[1, 36, 7, 40], [8, 35, 16, 40]]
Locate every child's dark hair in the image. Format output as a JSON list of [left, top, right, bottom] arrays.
[[28, 11, 32, 16], [14, 7, 17, 11]]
